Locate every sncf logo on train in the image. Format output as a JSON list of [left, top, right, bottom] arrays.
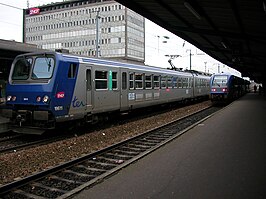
[[56, 92, 65, 99]]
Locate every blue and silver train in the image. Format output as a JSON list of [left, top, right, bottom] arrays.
[[210, 73, 249, 103], [1, 51, 211, 134]]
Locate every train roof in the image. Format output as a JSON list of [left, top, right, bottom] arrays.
[[211, 72, 232, 76], [210, 73, 242, 79], [59, 52, 194, 76], [14, 51, 211, 78], [210, 73, 247, 83]]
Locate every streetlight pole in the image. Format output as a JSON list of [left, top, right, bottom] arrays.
[[95, 10, 100, 58], [186, 49, 192, 70], [90, 9, 101, 58], [157, 36, 160, 55], [204, 61, 207, 72]]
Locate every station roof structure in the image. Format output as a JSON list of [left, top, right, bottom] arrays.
[[116, 0, 266, 83], [0, 39, 41, 61]]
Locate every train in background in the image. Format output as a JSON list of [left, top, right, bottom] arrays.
[[1, 51, 211, 134], [210, 73, 249, 103]]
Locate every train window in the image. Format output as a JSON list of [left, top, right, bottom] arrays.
[[86, 69, 91, 90], [153, 75, 160, 89], [68, 63, 77, 78], [173, 77, 177, 88], [32, 57, 55, 79], [129, 73, 134, 89], [122, 72, 127, 90], [212, 75, 228, 86], [189, 78, 193, 88], [145, 75, 152, 89], [95, 71, 108, 90], [178, 78, 182, 88], [194, 79, 198, 88], [135, 73, 143, 89], [161, 76, 167, 89], [112, 72, 118, 90], [12, 57, 32, 80], [167, 76, 173, 88], [183, 78, 188, 88], [203, 79, 207, 87]]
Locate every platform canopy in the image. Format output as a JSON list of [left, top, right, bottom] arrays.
[[116, 0, 266, 83]]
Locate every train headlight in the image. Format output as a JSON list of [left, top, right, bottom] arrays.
[[7, 96, 12, 101], [43, 95, 49, 103], [36, 96, 41, 102], [222, 88, 227, 92], [12, 96, 16, 101]]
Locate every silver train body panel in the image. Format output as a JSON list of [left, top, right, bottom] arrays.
[[66, 55, 210, 121]]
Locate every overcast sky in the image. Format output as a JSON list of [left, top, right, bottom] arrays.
[[0, 0, 241, 76]]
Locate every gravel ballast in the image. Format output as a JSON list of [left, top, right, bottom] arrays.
[[0, 101, 211, 185]]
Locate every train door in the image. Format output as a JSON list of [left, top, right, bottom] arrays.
[[192, 74, 195, 98], [120, 69, 129, 111], [86, 67, 93, 112]]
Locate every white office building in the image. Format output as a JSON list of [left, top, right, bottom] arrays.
[[23, 0, 145, 63]]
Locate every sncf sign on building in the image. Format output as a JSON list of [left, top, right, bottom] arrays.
[[29, 8, 40, 15]]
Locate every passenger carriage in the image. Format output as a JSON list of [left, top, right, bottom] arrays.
[[1, 51, 210, 134]]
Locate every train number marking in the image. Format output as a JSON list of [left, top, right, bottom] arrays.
[[54, 106, 63, 111]]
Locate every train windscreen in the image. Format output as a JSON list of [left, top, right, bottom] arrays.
[[12, 55, 55, 80], [212, 75, 228, 87]]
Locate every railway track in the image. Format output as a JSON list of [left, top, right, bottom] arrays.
[[0, 100, 209, 155], [0, 129, 78, 154], [0, 106, 221, 198], [0, 133, 63, 154]]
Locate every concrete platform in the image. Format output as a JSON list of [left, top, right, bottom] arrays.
[[73, 93, 266, 199]]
